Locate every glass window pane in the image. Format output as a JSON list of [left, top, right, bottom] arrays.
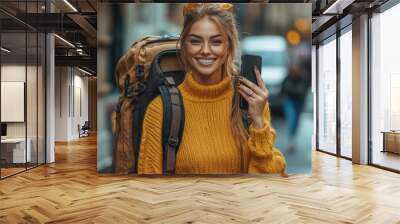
[[1, 30, 27, 177], [0, 0, 46, 179], [318, 37, 337, 154], [38, 32, 45, 165], [371, 4, 400, 171], [27, 31, 38, 169], [340, 29, 352, 158]]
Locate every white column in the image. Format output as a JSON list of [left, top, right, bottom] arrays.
[[45, 1, 55, 163], [46, 33, 55, 163], [352, 14, 369, 164]]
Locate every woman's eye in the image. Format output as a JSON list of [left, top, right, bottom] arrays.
[[211, 40, 223, 46], [189, 39, 201, 45]]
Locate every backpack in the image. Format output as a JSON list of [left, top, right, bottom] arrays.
[[112, 35, 186, 175]]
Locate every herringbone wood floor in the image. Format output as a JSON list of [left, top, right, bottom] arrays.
[[1, 135, 400, 224]]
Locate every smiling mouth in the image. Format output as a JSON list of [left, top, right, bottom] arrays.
[[197, 58, 216, 66]]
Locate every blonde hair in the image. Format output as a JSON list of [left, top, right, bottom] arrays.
[[179, 4, 249, 170]]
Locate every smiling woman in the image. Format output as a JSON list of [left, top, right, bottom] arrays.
[[137, 3, 287, 175], [183, 17, 227, 84]]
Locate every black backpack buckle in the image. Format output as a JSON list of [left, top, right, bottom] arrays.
[[133, 82, 146, 96], [168, 137, 179, 147]]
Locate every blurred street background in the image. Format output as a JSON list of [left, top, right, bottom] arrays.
[[98, 3, 312, 174]]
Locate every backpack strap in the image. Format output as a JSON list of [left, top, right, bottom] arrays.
[[158, 76, 185, 175]]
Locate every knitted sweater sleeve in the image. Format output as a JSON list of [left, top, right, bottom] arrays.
[[137, 97, 164, 174], [247, 103, 287, 174]]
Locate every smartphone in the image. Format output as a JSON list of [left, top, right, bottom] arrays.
[[239, 54, 262, 110]]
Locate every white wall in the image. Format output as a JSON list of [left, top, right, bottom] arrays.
[[55, 67, 69, 141], [72, 73, 89, 138], [55, 67, 89, 141]]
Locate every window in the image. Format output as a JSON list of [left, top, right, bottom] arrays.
[[339, 29, 352, 158], [371, 3, 400, 171], [0, 1, 46, 179], [317, 37, 337, 154]]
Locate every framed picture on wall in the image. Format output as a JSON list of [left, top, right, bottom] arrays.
[[1, 81, 25, 122]]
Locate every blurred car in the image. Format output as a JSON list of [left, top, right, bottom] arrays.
[[241, 35, 289, 114]]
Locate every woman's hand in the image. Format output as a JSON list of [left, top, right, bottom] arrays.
[[238, 67, 269, 129]]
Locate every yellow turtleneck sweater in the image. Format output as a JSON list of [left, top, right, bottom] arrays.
[[138, 73, 286, 174]]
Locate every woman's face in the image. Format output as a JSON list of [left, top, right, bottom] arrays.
[[184, 16, 228, 82]]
